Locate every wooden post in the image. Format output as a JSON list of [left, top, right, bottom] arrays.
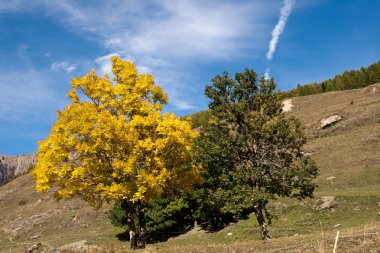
[[333, 230, 339, 253]]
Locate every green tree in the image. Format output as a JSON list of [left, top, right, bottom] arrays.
[[194, 69, 318, 239], [109, 193, 194, 242]]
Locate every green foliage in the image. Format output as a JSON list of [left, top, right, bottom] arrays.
[[282, 61, 380, 98], [109, 202, 129, 228], [188, 110, 212, 128], [109, 194, 194, 241], [193, 69, 319, 231], [145, 195, 193, 238]]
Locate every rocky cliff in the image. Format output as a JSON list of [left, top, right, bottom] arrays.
[[0, 154, 36, 185]]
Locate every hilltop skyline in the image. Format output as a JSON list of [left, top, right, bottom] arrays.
[[1, 0, 380, 155]]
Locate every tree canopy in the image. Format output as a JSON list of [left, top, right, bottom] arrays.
[[32, 56, 201, 248], [193, 69, 318, 239]]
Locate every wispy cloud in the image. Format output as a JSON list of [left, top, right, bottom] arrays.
[[0, 70, 63, 121], [51, 61, 78, 73], [264, 68, 270, 80], [52, 0, 270, 60], [94, 53, 121, 76], [57, 0, 274, 111], [0, 0, 25, 12], [1, 0, 279, 112], [171, 99, 197, 111], [266, 0, 295, 61]]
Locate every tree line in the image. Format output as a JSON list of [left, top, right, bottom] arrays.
[[31, 57, 318, 249], [282, 61, 380, 98]]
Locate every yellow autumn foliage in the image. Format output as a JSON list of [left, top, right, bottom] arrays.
[[32, 56, 202, 208]]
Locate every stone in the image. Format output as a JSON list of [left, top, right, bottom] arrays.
[[370, 86, 379, 95], [27, 244, 38, 253], [326, 176, 336, 185], [326, 176, 336, 181], [332, 224, 341, 229], [320, 196, 336, 209], [227, 232, 233, 236], [320, 115, 342, 129], [58, 240, 87, 251], [282, 99, 293, 112]]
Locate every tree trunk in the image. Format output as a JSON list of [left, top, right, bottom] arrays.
[[137, 200, 147, 249], [254, 206, 271, 240], [121, 200, 138, 249]]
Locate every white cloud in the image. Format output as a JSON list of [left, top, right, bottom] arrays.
[[136, 65, 152, 74], [2, 0, 281, 112], [266, 0, 295, 61], [94, 53, 120, 76], [95, 53, 141, 76], [0, 0, 25, 12], [51, 61, 78, 73], [109, 1, 268, 59], [64, 64, 78, 73], [0, 70, 63, 121], [171, 99, 197, 111], [264, 68, 270, 80], [39, 1, 276, 61]]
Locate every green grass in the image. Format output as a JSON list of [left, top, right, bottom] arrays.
[[136, 195, 379, 252]]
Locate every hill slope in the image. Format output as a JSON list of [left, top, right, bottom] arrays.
[[0, 84, 379, 252], [287, 83, 380, 196]]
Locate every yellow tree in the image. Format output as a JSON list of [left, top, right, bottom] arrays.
[[31, 56, 202, 249]]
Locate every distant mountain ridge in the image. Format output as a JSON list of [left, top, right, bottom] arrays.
[[0, 154, 36, 185]]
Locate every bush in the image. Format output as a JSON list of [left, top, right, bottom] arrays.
[[109, 194, 194, 242]]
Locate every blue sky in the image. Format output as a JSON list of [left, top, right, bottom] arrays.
[[1, 0, 380, 155]]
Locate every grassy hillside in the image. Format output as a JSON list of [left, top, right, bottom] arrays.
[[0, 84, 379, 252], [0, 174, 127, 252], [287, 83, 380, 196]]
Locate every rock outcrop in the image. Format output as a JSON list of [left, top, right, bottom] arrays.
[[0, 154, 36, 185], [320, 115, 342, 129], [319, 196, 337, 209], [282, 99, 293, 112], [369, 86, 379, 95]]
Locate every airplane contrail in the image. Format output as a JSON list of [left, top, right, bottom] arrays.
[[266, 0, 295, 61]]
